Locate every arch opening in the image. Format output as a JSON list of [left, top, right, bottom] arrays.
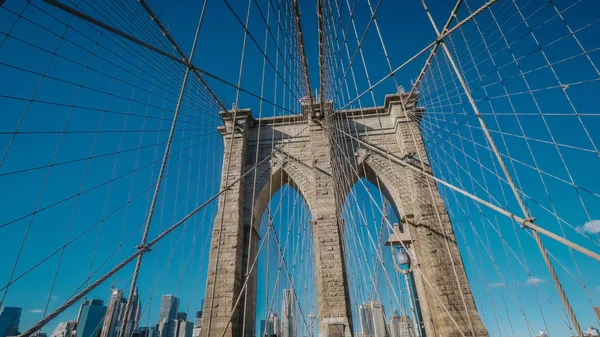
[[249, 168, 318, 337], [341, 172, 419, 337]]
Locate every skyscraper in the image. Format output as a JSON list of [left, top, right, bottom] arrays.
[[192, 311, 202, 337], [157, 296, 179, 337], [76, 299, 107, 337], [281, 289, 295, 337], [170, 313, 192, 337], [135, 326, 157, 337], [0, 307, 21, 337], [51, 321, 76, 337], [265, 312, 279, 337], [100, 288, 141, 337], [158, 296, 179, 324], [123, 288, 142, 337], [359, 303, 375, 337], [359, 301, 389, 337], [370, 301, 389, 337], [388, 310, 413, 337], [100, 289, 127, 337]]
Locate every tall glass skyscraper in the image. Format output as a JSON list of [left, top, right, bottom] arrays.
[[0, 307, 21, 337], [76, 299, 107, 337], [158, 296, 179, 323], [157, 295, 179, 337]]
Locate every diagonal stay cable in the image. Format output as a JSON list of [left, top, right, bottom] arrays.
[[419, 0, 585, 333], [41, 0, 301, 117], [320, 119, 600, 263], [329, 0, 497, 114], [17, 116, 311, 337], [0, 132, 207, 231], [0, 130, 212, 292], [135, 0, 229, 114], [116, 1, 209, 335], [17, 142, 272, 337]]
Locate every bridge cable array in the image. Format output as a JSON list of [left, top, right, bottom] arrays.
[[0, 0, 599, 337]]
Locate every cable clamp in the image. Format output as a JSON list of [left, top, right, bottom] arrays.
[[520, 217, 536, 229], [137, 245, 152, 253], [561, 84, 569, 90]]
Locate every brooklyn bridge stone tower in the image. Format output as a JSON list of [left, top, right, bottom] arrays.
[[200, 93, 488, 337]]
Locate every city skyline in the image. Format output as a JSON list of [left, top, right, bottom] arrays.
[[0, 290, 202, 337], [3, 294, 600, 337]]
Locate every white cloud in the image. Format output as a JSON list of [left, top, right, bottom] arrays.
[[488, 282, 505, 288], [51, 295, 58, 300], [577, 220, 600, 234], [595, 286, 600, 293], [526, 277, 546, 286], [30, 309, 43, 313]]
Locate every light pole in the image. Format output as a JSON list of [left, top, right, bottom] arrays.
[[384, 223, 424, 337]]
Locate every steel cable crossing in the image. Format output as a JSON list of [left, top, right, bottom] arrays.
[[2, 1, 600, 337]]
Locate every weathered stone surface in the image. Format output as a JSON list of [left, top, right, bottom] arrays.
[[200, 95, 488, 337]]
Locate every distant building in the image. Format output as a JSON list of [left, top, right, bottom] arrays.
[[158, 295, 179, 337], [100, 288, 140, 337], [359, 301, 389, 337], [135, 326, 158, 337], [101, 290, 126, 337], [32, 333, 48, 337], [536, 330, 548, 337], [388, 310, 413, 337], [158, 296, 179, 324], [171, 313, 192, 337], [0, 307, 21, 337], [259, 312, 280, 337], [123, 289, 142, 337], [359, 303, 374, 336], [192, 311, 202, 337], [51, 321, 77, 337], [76, 299, 107, 337], [371, 301, 389, 337], [281, 289, 295, 337]]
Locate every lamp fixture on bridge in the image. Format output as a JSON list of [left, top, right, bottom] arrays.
[[384, 222, 413, 269]]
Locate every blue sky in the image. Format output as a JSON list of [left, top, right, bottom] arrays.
[[1, 0, 599, 336]]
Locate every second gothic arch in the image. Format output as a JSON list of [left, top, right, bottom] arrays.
[[350, 150, 413, 222]]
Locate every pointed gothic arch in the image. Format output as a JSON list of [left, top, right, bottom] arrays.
[[250, 156, 315, 230]]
